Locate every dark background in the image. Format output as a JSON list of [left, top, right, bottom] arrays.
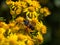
[[40, 0, 60, 45], [0, 0, 60, 45]]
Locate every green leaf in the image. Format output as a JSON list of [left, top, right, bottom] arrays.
[[0, 17, 6, 21]]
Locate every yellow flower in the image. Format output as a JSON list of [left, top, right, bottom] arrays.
[[28, 6, 35, 12], [10, 10, 15, 15], [43, 7, 51, 16], [35, 21, 43, 31], [41, 25, 47, 34], [0, 22, 9, 29], [44, 11, 51, 17], [31, 18, 38, 26], [13, 26, 20, 31], [17, 34, 34, 45], [16, 8, 22, 15], [17, 34, 27, 40], [5, 0, 49, 45], [40, 7, 51, 17], [11, 26, 20, 33], [10, 6, 22, 15], [23, 6, 35, 12], [16, 16, 24, 23], [14, 1, 21, 6], [8, 33, 18, 40], [23, 7, 39, 21], [26, 35, 32, 40], [8, 1, 22, 16], [31, 18, 38, 23], [0, 34, 5, 41], [6, 0, 13, 5], [8, 23, 15, 27], [30, 1, 41, 9], [0, 28, 5, 34], [14, 1, 27, 8], [23, 0, 31, 3], [40, 8, 44, 13], [27, 40, 34, 45], [18, 41, 26, 45], [8, 22, 16, 28], [37, 32, 43, 44], [2, 23, 9, 30], [9, 40, 17, 45], [20, 1, 27, 8], [7, 33, 18, 45], [0, 22, 5, 26], [0, 22, 3, 27]]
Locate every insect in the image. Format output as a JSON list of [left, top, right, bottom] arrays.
[[23, 20, 34, 30]]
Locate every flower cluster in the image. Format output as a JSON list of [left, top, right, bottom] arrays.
[[0, 0, 51, 45]]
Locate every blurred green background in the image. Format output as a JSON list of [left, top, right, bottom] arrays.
[[0, 0, 60, 45]]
